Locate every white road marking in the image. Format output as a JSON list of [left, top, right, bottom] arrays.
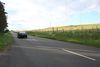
[[63, 49, 96, 61], [64, 48, 97, 53]]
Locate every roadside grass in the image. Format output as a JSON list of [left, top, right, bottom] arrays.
[[27, 29, 100, 48], [0, 32, 13, 51]]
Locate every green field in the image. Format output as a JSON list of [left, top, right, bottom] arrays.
[[0, 32, 13, 51], [27, 24, 100, 48]]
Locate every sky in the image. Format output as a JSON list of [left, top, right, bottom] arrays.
[[1, 0, 100, 30]]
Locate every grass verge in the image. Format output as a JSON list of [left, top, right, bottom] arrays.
[[27, 29, 100, 48], [0, 32, 13, 51]]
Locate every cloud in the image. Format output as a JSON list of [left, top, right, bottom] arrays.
[[79, 0, 100, 12], [1, 0, 100, 30]]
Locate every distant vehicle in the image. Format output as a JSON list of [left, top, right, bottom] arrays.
[[17, 32, 27, 38]]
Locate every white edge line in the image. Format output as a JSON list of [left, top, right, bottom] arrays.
[[62, 49, 96, 61]]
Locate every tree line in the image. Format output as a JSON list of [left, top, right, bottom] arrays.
[[0, 1, 7, 32]]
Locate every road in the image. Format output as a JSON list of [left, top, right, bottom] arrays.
[[0, 32, 100, 67]]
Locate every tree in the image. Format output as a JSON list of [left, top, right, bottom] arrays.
[[0, 1, 7, 32]]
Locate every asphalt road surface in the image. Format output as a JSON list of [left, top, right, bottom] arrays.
[[0, 32, 100, 67]]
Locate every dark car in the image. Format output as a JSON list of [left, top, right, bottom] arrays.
[[17, 32, 27, 38]]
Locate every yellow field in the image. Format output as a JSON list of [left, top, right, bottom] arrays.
[[35, 23, 100, 32]]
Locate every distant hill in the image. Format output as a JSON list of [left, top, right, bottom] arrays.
[[36, 23, 100, 32]]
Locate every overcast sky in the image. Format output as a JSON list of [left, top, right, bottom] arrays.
[[1, 0, 100, 30]]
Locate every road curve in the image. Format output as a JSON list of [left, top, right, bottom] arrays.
[[0, 32, 100, 67]]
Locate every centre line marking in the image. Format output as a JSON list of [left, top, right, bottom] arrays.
[[62, 49, 96, 61]]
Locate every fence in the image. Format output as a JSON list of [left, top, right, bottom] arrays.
[[34, 24, 100, 33]]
